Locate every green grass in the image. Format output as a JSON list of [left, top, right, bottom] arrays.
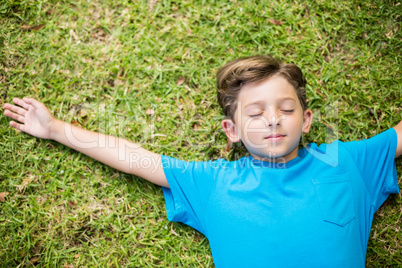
[[0, 0, 401, 266]]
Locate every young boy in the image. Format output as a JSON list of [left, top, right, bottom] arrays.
[[3, 55, 401, 267]]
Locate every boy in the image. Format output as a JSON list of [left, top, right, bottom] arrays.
[[3, 55, 401, 267]]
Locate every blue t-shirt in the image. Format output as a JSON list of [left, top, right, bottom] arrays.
[[162, 129, 399, 268]]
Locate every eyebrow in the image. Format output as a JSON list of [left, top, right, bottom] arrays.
[[243, 97, 297, 109]]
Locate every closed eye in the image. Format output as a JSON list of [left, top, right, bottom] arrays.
[[250, 113, 263, 118], [282, 110, 294, 113]]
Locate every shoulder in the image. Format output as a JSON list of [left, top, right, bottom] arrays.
[[308, 128, 397, 153], [340, 128, 397, 156], [305, 128, 398, 167]]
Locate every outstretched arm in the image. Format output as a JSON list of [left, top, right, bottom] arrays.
[[394, 120, 402, 158], [3, 97, 169, 188]]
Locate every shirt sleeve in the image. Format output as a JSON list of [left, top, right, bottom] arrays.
[[161, 155, 222, 235], [342, 128, 399, 210]]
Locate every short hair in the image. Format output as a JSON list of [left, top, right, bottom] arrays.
[[216, 55, 308, 121]]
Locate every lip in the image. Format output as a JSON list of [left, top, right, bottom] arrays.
[[265, 134, 285, 141]]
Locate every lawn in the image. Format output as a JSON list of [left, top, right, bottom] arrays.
[[0, 0, 401, 267]]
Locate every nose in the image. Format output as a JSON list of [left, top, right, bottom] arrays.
[[265, 109, 281, 127]]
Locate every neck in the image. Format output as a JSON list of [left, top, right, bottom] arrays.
[[250, 147, 299, 163]]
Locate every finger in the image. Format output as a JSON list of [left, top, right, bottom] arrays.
[[4, 109, 25, 124], [12, 97, 30, 110], [4, 103, 27, 116], [10, 121, 26, 132], [3, 103, 12, 110], [22, 97, 43, 109]]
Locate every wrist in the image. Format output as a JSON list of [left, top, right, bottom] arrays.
[[49, 119, 65, 141]]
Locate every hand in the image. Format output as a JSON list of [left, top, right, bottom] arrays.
[[3, 97, 56, 139]]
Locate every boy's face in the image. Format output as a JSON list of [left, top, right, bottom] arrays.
[[222, 76, 313, 162]]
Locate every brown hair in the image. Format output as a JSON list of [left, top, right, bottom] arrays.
[[216, 55, 307, 121]]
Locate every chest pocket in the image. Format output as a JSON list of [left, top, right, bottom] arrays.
[[312, 173, 355, 227]]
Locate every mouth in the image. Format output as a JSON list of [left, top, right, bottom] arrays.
[[264, 134, 286, 141]]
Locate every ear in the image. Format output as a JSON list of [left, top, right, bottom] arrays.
[[302, 109, 313, 133], [221, 119, 240, 143]]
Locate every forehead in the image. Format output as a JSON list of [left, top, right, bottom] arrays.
[[237, 76, 298, 107]]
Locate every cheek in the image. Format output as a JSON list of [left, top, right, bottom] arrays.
[[242, 122, 265, 138], [239, 119, 265, 140], [250, 120, 266, 129], [282, 115, 303, 127], [242, 117, 267, 129]]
